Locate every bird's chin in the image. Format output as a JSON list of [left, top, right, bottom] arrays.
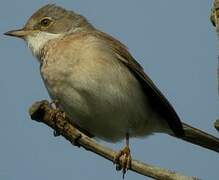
[[25, 31, 62, 58]]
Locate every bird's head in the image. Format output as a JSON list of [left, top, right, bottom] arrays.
[[4, 4, 93, 57]]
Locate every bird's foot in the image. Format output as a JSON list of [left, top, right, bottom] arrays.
[[49, 100, 82, 147], [51, 109, 66, 137], [114, 145, 132, 178], [49, 100, 65, 137]]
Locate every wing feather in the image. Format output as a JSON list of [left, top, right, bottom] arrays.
[[93, 30, 184, 137]]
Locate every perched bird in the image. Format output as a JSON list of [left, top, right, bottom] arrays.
[[5, 4, 219, 174]]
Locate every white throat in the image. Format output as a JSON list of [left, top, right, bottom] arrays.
[[25, 32, 62, 58]]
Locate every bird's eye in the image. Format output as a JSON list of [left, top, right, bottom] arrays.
[[40, 18, 52, 27]]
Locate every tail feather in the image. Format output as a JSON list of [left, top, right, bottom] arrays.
[[171, 122, 219, 153]]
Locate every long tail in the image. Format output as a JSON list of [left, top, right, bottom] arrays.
[[171, 122, 219, 153]]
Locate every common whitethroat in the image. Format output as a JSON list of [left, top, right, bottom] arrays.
[[5, 4, 186, 174]]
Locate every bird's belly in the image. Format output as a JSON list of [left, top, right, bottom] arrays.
[[56, 82, 154, 142], [45, 78, 166, 142], [41, 59, 167, 142]]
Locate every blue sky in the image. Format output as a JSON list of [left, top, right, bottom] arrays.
[[1, 1, 219, 180]]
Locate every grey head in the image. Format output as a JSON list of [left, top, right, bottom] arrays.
[[4, 4, 94, 57], [4, 4, 94, 38], [25, 4, 94, 34]]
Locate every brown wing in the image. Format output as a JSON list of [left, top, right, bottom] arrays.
[[93, 30, 184, 137]]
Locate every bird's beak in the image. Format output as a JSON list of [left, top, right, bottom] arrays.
[[4, 28, 31, 39]]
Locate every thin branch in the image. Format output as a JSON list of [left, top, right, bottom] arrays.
[[28, 100, 198, 180], [211, 0, 219, 38], [211, 0, 219, 94], [211, 0, 219, 131]]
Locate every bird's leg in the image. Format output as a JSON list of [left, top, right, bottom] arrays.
[[114, 133, 132, 178]]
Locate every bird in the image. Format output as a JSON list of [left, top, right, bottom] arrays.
[[4, 4, 219, 175]]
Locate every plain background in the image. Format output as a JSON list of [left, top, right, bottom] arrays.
[[1, 1, 219, 180]]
